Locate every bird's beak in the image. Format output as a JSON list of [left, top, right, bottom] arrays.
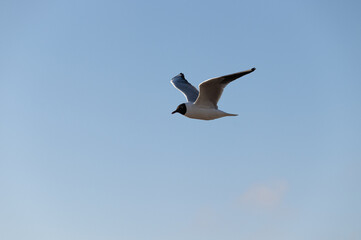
[[171, 110, 177, 114]]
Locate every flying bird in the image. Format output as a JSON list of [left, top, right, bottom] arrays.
[[171, 68, 256, 120]]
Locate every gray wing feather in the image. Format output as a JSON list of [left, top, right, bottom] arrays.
[[171, 73, 199, 102], [194, 68, 256, 108]]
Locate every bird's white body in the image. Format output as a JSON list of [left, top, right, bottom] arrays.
[[184, 102, 237, 120]]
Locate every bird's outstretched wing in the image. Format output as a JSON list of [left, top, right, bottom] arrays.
[[171, 73, 199, 102], [194, 68, 256, 109]]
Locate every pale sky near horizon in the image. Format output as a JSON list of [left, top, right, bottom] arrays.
[[1, 1, 361, 240]]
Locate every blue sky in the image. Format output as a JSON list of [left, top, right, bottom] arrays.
[[1, 0, 360, 239]]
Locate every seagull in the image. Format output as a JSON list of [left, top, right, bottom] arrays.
[[171, 68, 256, 120]]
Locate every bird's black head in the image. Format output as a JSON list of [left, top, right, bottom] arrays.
[[172, 103, 187, 115]]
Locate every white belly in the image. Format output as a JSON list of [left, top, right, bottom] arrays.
[[185, 104, 237, 120]]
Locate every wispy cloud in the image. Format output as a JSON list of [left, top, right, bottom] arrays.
[[238, 180, 288, 210]]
